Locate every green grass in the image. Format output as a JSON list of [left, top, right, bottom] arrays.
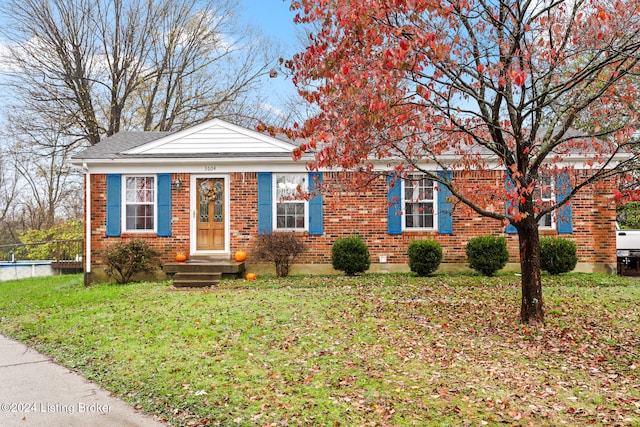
[[0, 273, 639, 426]]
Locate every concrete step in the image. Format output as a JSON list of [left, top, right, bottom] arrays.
[[174, 271, 221, 281], [164, 259, 245, 287], [164, 260, 245, 278], [172, 272, 222, 288], [173, 279, 217, 288]]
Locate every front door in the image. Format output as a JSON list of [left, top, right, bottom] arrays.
[[196, 178, 225, 251]]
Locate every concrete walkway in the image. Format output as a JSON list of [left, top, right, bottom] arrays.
[[0, 335, 166, 427]]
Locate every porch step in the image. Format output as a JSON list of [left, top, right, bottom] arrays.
[[164, 260, 245, 287], [173, 271, 222, 288]]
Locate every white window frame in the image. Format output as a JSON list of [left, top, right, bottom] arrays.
[[536, 175, 555, 230], [273, 173, 308, 232], [402, 174, 438, 231], [122, 175, 157, 233]]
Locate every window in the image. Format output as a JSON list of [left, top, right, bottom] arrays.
[[505, 170, 571, 234], [536, 175, 554, 229], [403, 175, 437, 229], [124, 176, 155, 231], [275, 174, 307, 230]]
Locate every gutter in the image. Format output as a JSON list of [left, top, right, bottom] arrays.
[[83, 163, 91, 281]]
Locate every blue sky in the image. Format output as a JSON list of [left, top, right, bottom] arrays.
[[238, 0, 303, 117], [239, 0, 299, 54], [239, 0, 296, 35]]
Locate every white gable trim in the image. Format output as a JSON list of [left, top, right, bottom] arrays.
[[123, 119, 295, 155]]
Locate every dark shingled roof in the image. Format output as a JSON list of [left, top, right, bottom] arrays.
[[71, 132, 173, 160], [71, 130, 298, 160]]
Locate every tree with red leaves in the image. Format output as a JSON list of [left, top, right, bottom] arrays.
[[275, 0, 640, 324]]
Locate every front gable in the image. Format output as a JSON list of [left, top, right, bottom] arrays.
[[123, 119, 295, 156]]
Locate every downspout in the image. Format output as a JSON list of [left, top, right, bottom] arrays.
[[83, 163, 91, 285]]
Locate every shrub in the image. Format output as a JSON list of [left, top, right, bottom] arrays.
[[16, 220, 84, 260], [407, 239, 442, 276], [617, 201, 640, 229], [252, 233, 306, 277], [540, 237, 577, 275], [102, 239, 159, 284], [332, 235, 370, 276], [466, 235, 509, 276]]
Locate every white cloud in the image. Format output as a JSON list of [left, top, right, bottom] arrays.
[[259, 102, 288, 119]]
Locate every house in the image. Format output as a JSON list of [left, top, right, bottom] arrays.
[[72, 119, 618, 284]]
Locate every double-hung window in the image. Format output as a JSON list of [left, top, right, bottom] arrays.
[[404, 175, 437, 230], [275, 174, 307, 230], [124, 176, 156, 231], [536, 175, 554, 229]]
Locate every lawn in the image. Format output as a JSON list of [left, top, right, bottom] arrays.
[[0, 273, 638, 426]]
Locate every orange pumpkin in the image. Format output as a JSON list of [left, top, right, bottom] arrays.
[[175, 253, 187, 262], [234, 251, 247, 262], [245, 272, 257, 280]]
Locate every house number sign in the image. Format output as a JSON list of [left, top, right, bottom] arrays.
[[204, 166, 217, 172]]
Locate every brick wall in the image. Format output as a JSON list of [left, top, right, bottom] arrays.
[[88, 170, 617, 270], [226, 170, 616, 267], [89, 173, 191, 265]]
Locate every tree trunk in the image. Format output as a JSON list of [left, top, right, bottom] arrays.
[[518, 214, 544, 325]]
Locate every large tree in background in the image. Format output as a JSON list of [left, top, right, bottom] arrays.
[[0, 0, 280, 234], [0, 152, 21, 244], [5, 120, 81, 231], [278, 0, 640, 323], [1, 0, 277, 146]]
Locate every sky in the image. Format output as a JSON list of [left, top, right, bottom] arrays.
[[239, 0, 298, 51], [238, 0, 302, 115]]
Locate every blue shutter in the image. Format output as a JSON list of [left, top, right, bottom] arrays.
[[387, 176, 402, 235], [308, 172, 323, 235], [437, 170, 453, 234], [157, 173, 172, 236], [106, 174, 122, 237], [556, 171, 573, 234], [257, 172, 272, 234], [505, 171, 517, 234]]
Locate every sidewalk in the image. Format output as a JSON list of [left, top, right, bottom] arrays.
[[0, 335, 166, 427]]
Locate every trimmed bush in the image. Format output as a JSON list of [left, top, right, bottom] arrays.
[[407, 239, 442, 276], [540, 237, 577, 275], [332, 235, 370, 276], [103, 239, 159, 284], [466, 235, 509, 276], [252, 232, 306, 277]]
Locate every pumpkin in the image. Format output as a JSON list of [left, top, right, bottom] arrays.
[[234, 251, 247, 262], [175, 253, 187, 262], [245, 272, 257, 280]]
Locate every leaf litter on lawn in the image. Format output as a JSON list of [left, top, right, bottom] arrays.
[[0, 273, 638, 426]]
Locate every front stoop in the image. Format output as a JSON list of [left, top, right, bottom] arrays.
[[173, 271, 222, 288], [163, 260, 245, 288]]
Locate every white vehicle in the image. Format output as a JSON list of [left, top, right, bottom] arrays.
[[616, 223, 640, 273]]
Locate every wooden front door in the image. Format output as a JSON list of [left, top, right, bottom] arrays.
[[196, 178, 225, 251]]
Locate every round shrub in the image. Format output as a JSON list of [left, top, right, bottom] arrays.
[[466, 235, 509, 276], [407, 239, 443, 276], [103, 239, 160, 284], [331, 235, 371, 276], [540, 237, 577, 275]]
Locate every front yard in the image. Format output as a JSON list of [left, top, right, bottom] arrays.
[[0, 273, 638, 426]]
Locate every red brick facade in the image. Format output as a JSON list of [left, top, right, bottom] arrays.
[[88, 169, 617, 274]]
